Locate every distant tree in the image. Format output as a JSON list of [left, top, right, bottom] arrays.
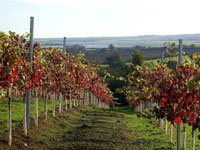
[[105, 52, 124, 71], [104, 51, 135, 106], [190, 44, 196, 49], [0, 31, 7, 39], [131, 50, 145, 66], [134, 45, 140, 49], [67, 44, 86, 54], [73, 44, 86, 51], [100, 48, 108, 53], [167, 60, 177, 70], [108, 44, 115, 51], [183, 44, 189, 49], [95, 57, 101, 64]]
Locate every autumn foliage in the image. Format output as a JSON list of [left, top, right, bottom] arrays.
[[0, 32, 113, 105]]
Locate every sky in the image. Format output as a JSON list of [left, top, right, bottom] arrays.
[[1, 0, 200, 38]]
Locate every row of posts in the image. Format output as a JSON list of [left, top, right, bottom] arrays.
[[48, 91, 110, 115], [82, 90, 110, 109], [133, 39, 195, 150], [7, 16, 110, 146], [26, 16, 110, 128]]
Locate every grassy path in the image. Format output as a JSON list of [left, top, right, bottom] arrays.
[[0, 106, 174, 150]]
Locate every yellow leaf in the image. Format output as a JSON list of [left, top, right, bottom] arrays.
[[171, 43, 175, 46], [136, 79, 141, 82], [118, 77, 124, 81], [193, 53, 198, 59]]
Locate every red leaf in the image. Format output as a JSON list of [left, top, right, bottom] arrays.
[[173, 118, 182, 124]]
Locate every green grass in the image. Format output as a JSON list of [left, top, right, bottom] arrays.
[[145, 55, 190, 64], [112, 107, 200, 150], [99, 64, 109, 68], [100, 55, 190, 68], [111, 107, 174, 150], [0, 104, 174, 150], [0, 95, 60, 137], [0, 100, 199, 149]]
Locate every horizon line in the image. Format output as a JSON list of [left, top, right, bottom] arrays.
[[34, 33, 200, 39]]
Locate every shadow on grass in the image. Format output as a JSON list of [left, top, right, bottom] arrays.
[[110, 106, 136, 115]]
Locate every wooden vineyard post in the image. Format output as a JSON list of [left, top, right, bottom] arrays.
[[96, 96, 98, 106], [182, 125, 186, 150], [81, 90, 84, 105], [63, 37, 66, 52], [97, 98, 99, 107], [23, 92, 27, 135], [90, 92, 92, 105], [178, 39, 183, 65], [73, 99, 76, 107], [191, 130, 195, 150], [159, 119, 163, 130], [94, 96, 96, 106], [59, 93, 61, 113], [69, 98, 71, 109], [86, 91, 89, 105], [59, 93, 63, 114], [169, 123, 173, 143], [65, 97, 68, 111], [77, 98, 79, 107], [96, 97, 98, 106], [161, 51, 164, 66], [90, 93, 92, 105], [52, 93, 56, 117], [91, 93, 93, 105], [35, 89, 38, 126], [27, 16, 34, 129], [79, 90, 82, 105], [93, 95, 95, 106], [88, 92, 91, 105], [176, 123, 181, 150], [143, 102, 145, 111], [159, 51, 164, 130], [75, 99, 77, 107], [76, 99, 79, 107], [44, 91, 48, 120], [150, 99, 153, 110], [8, 87, 12, 146], [139, 103, 141, 112], [85, 91, 87, 105], [101, 102, 104, 108], [176, 39, 183, 150], [165, 117, 168, 134], [83, 90, 86, 105], [79, 91, 81, 106], [69, 94, 72, 108], [104, 103, 106, 109], [15, 88, 18, 96], [99, 98, 101, 108], [93, 94, 95, 105], [94, 95, 96, 106]]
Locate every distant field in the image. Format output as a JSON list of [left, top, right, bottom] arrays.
[[145, 55, 190, 64], [100, 55, 190, 68], [36, 34, 200, 48]]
